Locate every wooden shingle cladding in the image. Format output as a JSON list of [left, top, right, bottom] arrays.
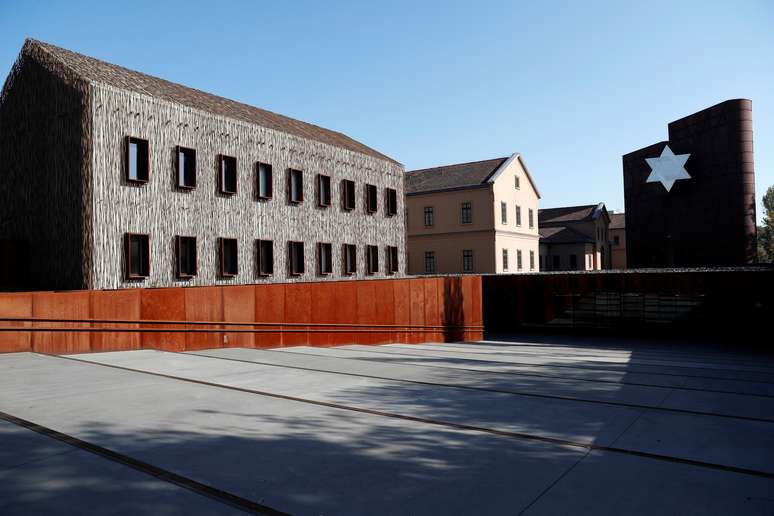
[[0, 40, 92, 291], [0, 39, 405, 290]]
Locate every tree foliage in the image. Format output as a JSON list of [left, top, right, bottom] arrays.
[[758, 186, 774, 263]]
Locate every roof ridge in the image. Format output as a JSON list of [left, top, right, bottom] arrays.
[[407, 156, 508, 174], [22, 39, 399, 165], [539, 203, 598, 212]]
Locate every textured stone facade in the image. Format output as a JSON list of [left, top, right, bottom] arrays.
[[90, 85, 404, 289], [0, 40, 405, 291]]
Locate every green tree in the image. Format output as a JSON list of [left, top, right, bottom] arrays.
[[758, 186, 774, 263]]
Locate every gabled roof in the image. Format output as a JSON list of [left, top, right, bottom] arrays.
[[15, 39, 398, 164], [539, 203, 608, 226], [405, 153, 541, 196], [609, 212, 626, 230], [405, 157, 507, 194], [539, 225, 595, 244]]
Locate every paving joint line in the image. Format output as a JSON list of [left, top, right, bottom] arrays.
[[342, 346, 774, 385], [41, 352, 774, 480], [269, 347, 774, 399], [181, 350, 774, 424], [0, 409, 287, 515]]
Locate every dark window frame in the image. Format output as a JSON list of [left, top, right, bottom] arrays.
[[462, 249, 474, 273], [219, 237, 238, 278], [503, 248, 509, 271], [424, 251, 436, 274], [570, 254, 578, 270], [176, 235, 197, 279], [176, 146, 196, 190], [317, 242, 333, 275], [126, 136, 150, 184], [288, 169, 304, 204], [423, 206, 434, 227], [386, 246, 399, 274], [530, 250, 535, 270], [365, 184, 378, 214], [317, 174, 332, 207], [517, 249, 523, 270], [125, 233, 150, 279], [515, 205, 522, 226], [343, 244, 357, 275], [257, 239, 274, 277], [257, 162, 273, 200], [461, 202, 472, 224], [501, 202, 508, 224], [366, 245, 379, 275], [385, 188, 398, 217], [288, 241, 305, 276], [218, 155, 238, 195], [529, 208, 535, 228], [341, 179, 356, 211]]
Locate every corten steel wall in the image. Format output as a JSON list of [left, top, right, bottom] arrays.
[[0, 41, 92, 291], [89, 85, 405, 289], [0, 276, 482, 354], [482, 270, 774, 338], [623, 99, 756, 268]]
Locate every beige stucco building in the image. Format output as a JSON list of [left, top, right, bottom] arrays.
[[405, 154, 541, 274], [609, 211, 627, 269], [538, 203, 611, 271]]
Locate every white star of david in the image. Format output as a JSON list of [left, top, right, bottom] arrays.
[[645, 145, 691, 192]]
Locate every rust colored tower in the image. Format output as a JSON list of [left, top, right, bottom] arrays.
[[622, 99, 756, 268]]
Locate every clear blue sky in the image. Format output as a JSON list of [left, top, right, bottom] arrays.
[[2, 1, 772, 220]]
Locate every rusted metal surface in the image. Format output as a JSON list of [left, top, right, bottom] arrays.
[[0, 276, 484, 353]]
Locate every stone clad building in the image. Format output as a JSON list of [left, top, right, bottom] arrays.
[[538, 203, 612, 271], [0, 39, 405, 291], [405, 154, 541, 274]]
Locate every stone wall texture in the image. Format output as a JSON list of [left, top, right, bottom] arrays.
[[89, 84, 405, 290]]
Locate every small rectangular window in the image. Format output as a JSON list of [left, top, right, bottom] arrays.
[[126, 136, 149, 183], [461, 202, 472, 224], [257, 239, 273, 276], [386, 246, 399, 274], [219, 238, 238, 277], [177, 146, 196, 189], [501, 202, 508, 224], [614, 235, 620, 246], [529, 208, 534, 228], [343, 244, 357, 275], [386, 188, 398, 216], [515, 205, 522, 226], [502, 249, 509, 271], [515, 175, 520, 189], [553, 255, 560, 270], [365, 184, 378, 213], [288, 169, 303, 203], [530, 250, 535, 270], [366, 245, 379, 274], [517, 250, 523, 270], [424, 251, 436, 274], [341, 180, 355, 210], [570, 254, 578, 270], [219, 155, 237, 194], [317, 174, 332, 207], [288, 241, 304, 275], [462, 249, 473, 273], [125, 233, 150, 279], [176, 236, 197, 278], [257, 162, 272, 199], [423, 206, 434, 227], [318, 242, 332, 275]]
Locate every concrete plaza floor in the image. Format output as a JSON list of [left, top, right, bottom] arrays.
[[1, 336, 774, 514]]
